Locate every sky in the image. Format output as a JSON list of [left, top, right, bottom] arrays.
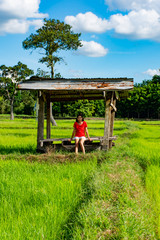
[[0, 0, 160, 83]]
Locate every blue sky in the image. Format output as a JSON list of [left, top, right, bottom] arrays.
[[0, 0, 160, 83]]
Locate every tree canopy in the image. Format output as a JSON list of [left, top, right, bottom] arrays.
[[117, 75, 160, 119], [0, 62, 34, 120], [22, 18, 82, 78]]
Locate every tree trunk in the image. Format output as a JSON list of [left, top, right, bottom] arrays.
[[50, 102, 57, 126], [10, 99, 14, 120], [51, 63, 54, 79]]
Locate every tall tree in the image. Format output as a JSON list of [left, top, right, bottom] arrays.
[[23, 18, 82, 125], [22, 18, 82, 78], [0, 62, 34, 120]]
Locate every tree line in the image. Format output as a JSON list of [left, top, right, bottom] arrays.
[[0, 73, 159, 119], [117, 75, 160, 119]]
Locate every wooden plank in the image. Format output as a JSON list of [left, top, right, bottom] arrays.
[[101, 96, 111, 151], [46, 95, 51, 139], [37, 93, 44, 149], [41, 136, 116, 142], [109, 92, 116, 149], [102, 97, 111, 150], [50, 93, 104, 100], [40, 136, 117, 147], [50, 96, 104, 101], [17, 78, 134, 91]]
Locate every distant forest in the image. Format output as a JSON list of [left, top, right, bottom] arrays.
[[0, 75, 160, 119]]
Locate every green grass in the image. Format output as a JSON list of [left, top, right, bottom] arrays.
[[126, 121, 160, 168], [0, 115, 160, 239], [0, 158, 97, 239]]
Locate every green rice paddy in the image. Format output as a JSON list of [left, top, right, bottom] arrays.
[[0, 116, 160, 239]]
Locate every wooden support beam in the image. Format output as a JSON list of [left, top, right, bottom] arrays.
[[37, 92, 44, 149], [109, 92, 116, 149], [102, 96, 111, 150], [46, 94, 51, 139]]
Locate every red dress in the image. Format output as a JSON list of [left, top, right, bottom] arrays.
[[73, 121, 87, 137]]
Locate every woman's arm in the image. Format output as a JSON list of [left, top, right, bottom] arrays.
[[69, 128, 76, 141], [85, 127, 91, 141]]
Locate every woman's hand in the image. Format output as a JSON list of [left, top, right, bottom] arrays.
[[68, 138, 72, 142], [88, 137, 91, 141]]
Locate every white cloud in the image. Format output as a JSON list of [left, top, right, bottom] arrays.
[[78, 41, 108, 57], [0, 19, 44, 34], [0, 0, 48, 35], [104, 0, 160, 41], [105, 0, 160, 12], [65, 10, 160, 41], [0, 0, 47, 19], [109, 9, 160, 40], [144, 69, 160, 76], [0, 19, 30, 34], [65, 12, 111, 33], [29, 19, 44, 29]]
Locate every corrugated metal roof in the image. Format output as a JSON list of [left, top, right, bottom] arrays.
[[17, 76, 134, 91]]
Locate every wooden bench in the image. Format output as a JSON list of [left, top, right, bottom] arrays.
[[40, 136, 117, 149]]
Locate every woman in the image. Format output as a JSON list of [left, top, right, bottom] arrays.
[[69, 114, 91, 154]]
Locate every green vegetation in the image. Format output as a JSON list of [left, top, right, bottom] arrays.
[[117, 75, 160, 119], [0, 62, 34, 120], [0, 159, 98, 239], [0, 116, 160, 239]]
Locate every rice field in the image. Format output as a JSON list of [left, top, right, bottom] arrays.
[[0, 117, 126, 154], [0, 159, 97, 239], [0, 115, 160, 239]]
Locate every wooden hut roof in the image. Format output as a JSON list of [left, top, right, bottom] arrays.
[[17, 76, 134, 101], [18, 76, 133, 91]]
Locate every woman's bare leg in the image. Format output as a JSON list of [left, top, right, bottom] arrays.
[[79, 138, 85, 154], [75, 139, 79, 154]]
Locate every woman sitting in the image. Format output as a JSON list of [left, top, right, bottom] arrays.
[[69, 114, 91, 154]]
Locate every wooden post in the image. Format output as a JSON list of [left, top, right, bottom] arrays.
[[37, 91, 44, 150], [102, 96, 111, 150], [46, 94, 51, 139], [109, 91, 116, 149]]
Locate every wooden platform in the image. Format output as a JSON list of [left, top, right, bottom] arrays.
[[38, 136, 117, 153]]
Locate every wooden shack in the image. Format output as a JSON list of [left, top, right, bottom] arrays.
[[18, 76, 134, 152]]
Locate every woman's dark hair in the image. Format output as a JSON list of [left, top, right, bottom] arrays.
[[76, 113, 84, 122]]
